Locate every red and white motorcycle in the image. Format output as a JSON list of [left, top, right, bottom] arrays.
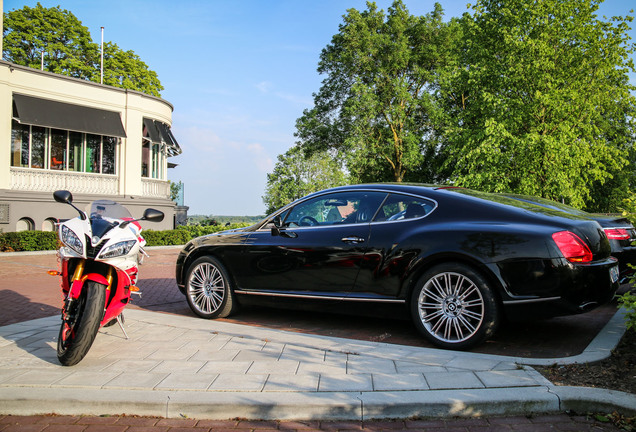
[[51, 190, 164, 366]]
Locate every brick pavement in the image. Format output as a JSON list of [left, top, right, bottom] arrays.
[[0, 413, 624, 431], [0, 247, 621, 359], [0, 248, 630, 431]]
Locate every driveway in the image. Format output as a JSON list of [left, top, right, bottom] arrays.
[[0, 247, 623, 359]]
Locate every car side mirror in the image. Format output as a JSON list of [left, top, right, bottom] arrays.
[[271, 215, 283, 237], [270, 215, 296, 238]]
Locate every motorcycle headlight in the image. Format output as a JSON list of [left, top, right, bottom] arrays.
[[99, 240, 136, 259], [61, 225, 83, 256]]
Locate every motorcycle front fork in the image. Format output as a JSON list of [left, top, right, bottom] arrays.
[[64, 260, 129, 339]]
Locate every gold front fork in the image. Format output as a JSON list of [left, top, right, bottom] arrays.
[[71, 259, 85, 282]]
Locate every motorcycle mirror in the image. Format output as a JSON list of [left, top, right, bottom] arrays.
[[53, 190, 87, 220], [53, 190, 73, 204], [143, 208, 164, 222], [120, 208, 164, 229]]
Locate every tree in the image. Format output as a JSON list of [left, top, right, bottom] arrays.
[[3, 3, 163, 96], [262, 146, 348, 215], [437, 0, 636, 211], [295, 1, 457, 183], [102, 42, 163, 97], [2, 3, 98, 80]]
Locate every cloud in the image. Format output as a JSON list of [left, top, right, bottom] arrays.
[[256, 81, 273, 93]]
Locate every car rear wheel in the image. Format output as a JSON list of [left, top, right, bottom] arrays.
[[185, 256, 237, 319], [410, 263, 499, 350]]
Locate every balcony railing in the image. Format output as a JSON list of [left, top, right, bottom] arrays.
[[10, 168, 171, 199], [141, 178, 170, 198], [10, 167, 118, 195]]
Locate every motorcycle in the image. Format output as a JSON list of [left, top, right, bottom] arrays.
[[50, 190, 164, 366]]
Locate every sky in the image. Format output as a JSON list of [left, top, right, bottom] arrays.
[[3, 0, 635, 216]]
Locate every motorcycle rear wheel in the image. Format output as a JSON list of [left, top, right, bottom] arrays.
[[57, 281, 106, 366]]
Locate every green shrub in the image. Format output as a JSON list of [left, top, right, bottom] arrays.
[[0, 223, 253, 251], [0, 231, 59, 252], [618, 291, 636, 333], [142, 223, 251, 247], [619, 193, 636, 332], [142, 229, 192, 246]]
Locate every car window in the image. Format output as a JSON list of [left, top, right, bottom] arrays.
[[285, 191, 387, 227], [375, 194, 435, 222]]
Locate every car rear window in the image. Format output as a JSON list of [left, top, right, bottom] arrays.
[[374, 194, 435, 222]]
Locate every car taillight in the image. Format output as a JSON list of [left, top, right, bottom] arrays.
[[604, 228, 630, 241], [552, 231, 593, 263]]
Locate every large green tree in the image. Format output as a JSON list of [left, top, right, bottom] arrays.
[[295, 1, 457, 183], [262, 146, 348, 215], [3, 3, 163, 97], [437, 0, 636, 210]]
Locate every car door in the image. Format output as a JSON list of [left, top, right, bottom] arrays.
[[350, 193, 438, 300], [236, 191, 387, 297]]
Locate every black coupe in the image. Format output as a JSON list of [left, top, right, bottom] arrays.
[[175, 184, 620, 350]]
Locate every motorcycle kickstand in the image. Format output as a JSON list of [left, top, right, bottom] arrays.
[[116, 314, 129, 340]]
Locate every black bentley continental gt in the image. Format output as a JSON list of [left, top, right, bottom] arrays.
[[175, 184, 620, 350]]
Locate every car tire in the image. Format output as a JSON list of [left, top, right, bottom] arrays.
[[410, 262, 500, 350], [185, 256, 237, 319]]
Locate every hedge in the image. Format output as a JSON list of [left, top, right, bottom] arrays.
[[0, 223, 252, 252], [0, 231, 60, 252]]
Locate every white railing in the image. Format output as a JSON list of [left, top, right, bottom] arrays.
[[10, 167, 119, 195], [141, 178, 170, 199]]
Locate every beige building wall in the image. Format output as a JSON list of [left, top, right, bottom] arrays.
[[0, 60, 181, 232]]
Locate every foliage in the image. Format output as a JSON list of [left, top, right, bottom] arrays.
[[141, 229, 192, 247], [102, 42, 163, 97], [170, 180, 184, 204], [3, 3, 163, 96], [619, 192, 636, 333], [0, 231, 59, 252], [436, 0, 636, 211], [141, 224, 251, 246], [188, 215, 263, 226], [618, 291, 636, 333], [0, 224, 253, 251], [262, 146, 348, 215], [294, 0, 457, 184]]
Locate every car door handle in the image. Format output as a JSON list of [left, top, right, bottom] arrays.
[[342, 236, 365, 244]]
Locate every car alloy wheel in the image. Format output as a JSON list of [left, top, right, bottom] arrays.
[[185, 256, 236, 319], [411, 263, 499, 350]]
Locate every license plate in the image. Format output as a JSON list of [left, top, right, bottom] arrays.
[[610, 265, 619, 283]]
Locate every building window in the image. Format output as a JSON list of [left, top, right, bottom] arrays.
[[10, 121, 119, 174], [142, 124, 166, 180], [10, 120, 29, 167], [102, 136, 117, 175], [69, 131, 83, 171], [42, 218, 57, 231], [31, 126, 46, 169], [50, 129, 67, 170], [16, 217, 34, 232]]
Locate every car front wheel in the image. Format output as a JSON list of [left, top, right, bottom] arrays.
[[185, 256, 237, 319], [410, 263, 499, 350]]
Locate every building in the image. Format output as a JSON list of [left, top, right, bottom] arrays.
[[0, 59, 183, 232]]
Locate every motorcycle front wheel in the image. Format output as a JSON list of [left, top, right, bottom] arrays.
[[57, 281, 106, 366]]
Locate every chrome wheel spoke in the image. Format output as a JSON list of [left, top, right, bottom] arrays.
[[188, 262, 226, 314], [418, 271, 485, 343]]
